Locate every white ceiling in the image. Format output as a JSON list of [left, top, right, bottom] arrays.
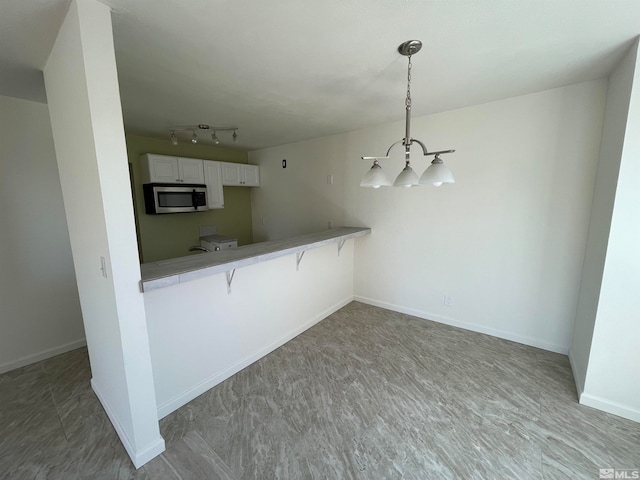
[[2, 0, 640, 150]]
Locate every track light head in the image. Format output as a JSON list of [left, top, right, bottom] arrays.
[[191, 130, 198, 144], [211, 131, 220, 145], [232, 130, 238, 143], [170, 131, 178, 146]]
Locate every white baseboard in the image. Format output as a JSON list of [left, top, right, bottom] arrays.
[[156, 295, 354, 419], [91, 379, 166, 468], [579, 392, 640, 423], [0, 338, 87, 374], [353, 296, 569, 354], [567, 349, 585, 397]]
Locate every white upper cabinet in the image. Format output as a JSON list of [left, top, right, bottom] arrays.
[[141, 154, 205, 184], [221, 162, 242, 186], [203, 161, 224, 209], [221, 163, 260, 187], [141, 154, 258, 191], [142, 154, 179, 183], [242, 164, 260, 187], [178, 157, 206, 184]]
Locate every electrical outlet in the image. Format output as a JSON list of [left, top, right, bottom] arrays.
[[444, 295, 453, 306], [327, 175, 334, 185], [262, 217, 266, 225], [328, 221, 333, 229]]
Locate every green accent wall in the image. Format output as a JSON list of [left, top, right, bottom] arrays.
[[126, 134, 253, 263]]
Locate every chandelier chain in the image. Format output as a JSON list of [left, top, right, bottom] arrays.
[[406, 55, 412, 108]]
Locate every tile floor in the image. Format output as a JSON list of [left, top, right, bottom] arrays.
[[1, 301, 638, 479]]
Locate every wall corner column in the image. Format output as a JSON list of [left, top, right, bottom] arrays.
[[43, 0, 164, 467]]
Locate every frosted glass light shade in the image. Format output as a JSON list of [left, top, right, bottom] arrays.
[[360, 161, 391, 188], [393, 164, 419, 187], [419, 161, 455, 186]]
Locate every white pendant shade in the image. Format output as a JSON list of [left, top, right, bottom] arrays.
[[393, 164, 419, 187], [419, 161, 455, 186], [360, 161, 391, 188]]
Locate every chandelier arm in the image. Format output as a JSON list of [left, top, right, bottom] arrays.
[[424, 148, 457, 157], [411, 139, 429, 156], [385, 140, 406, 157]]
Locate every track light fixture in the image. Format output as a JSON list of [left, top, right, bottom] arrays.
[[168, 124, 240, 146], [361, 40, 455, 188]]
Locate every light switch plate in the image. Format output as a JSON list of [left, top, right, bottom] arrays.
[[100, 256, 108, 278]]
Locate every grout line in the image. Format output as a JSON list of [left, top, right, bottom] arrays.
[[41, 360, 70, 442]]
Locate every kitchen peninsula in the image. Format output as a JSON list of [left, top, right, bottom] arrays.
[[142, 226, 370, 418], [141, 227, 370, 291]]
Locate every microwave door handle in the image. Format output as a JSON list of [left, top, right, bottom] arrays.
[[192, 189, 197, 210]]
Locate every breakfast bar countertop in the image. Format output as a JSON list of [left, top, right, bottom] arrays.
[[140, 226, 371, 292]]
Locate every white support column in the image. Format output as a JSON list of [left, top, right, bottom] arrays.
[[570, 37, 640, 423], [43, 0, 164, 467]]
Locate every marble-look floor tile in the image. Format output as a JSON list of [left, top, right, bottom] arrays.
[[42, 347, 92, 410], [2, 301, 639, 479], [62, 393, 148, 480], [144, 430, 235, 480], [158, 410, 194, 447], [0, 363, 51, 420], [535, 400, 640, 478], [0, 365, 80, 480]]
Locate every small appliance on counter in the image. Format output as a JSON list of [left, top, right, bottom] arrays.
[[200, 234, 238, 251]]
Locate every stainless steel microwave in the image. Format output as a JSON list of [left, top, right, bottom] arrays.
[[143, 183, 208, 214]]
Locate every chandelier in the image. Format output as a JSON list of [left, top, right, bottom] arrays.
[[361, 40, 455, 188]]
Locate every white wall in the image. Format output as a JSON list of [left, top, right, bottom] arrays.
[[250, 80, 608, 354], [250, 135, 348, 242], [0, 94, 84, 373], [43, 0, 163, 467], [144, 240, 355, 418], [576, 40, 640, 422]]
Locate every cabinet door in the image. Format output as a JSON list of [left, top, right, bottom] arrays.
[[144, 154, 180, 183], [221, 163, 242, 186], [242, 164, 260, 187], [203, 161, 224, 209], [178, 157, 205, 184]]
